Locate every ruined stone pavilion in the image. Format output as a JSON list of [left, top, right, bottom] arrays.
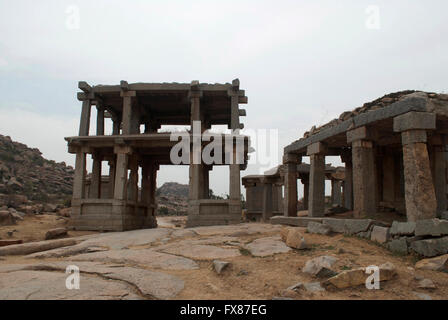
[[65, 80, 249, 231], [242, 164, 344, 222], [282, 91, 448, 222]]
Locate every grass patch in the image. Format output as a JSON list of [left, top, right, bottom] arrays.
[[239, 248, 251, 256]]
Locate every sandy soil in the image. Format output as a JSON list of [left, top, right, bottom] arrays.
[[0, 214, 97, 243]]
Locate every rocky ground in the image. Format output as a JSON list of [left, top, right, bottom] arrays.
[[0, 216, 447, 300]]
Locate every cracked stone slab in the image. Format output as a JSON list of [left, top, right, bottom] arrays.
[[0, 238, 79, 256], [188, 223, 282, 237], [245, 237, 291, 257], [27, 228, 174, 259], [160, 244, 241, 260], [171, 229, 197, 239], [26, 243, 108, 259], [0, 270, 142, 300], [70, 249, 199, 270], [22, 261, 184, 300], [79, 228, 173, 250]]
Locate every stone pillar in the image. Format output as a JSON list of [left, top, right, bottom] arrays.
[[141, 161, 155, 206], [113, 146, 131, 201], [307, 142, 326, 217], [277, 184, 284, 212], [331, 179, 342, 206], [112, 115, 121, 135], [127, 156, 139, 202], [382, 153, 396, 204], [188, 84, 205, 201], [96, 105, 105, 136], [121, 91, 137, 135], [347, 126, 377, 218], [394, 112, 437, 221], [341, 152, 353, 210], [228, 79, 243, 216], [72, 151, 87, 200], [301, 178, 309, 210], [203, 166, 210, 198], [431, 139, 447, 216], [229, 145, 241, 201], [108, 158, 116, 199], [78, 99, 91, 136], [262, 182, 273, 222], [89, 153, 102, 199], [283, 153, 300, 217], [150, 164, 158, 207]]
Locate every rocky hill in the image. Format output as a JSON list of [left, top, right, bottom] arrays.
[[156, 182, 189, 216], [0, 134, 74, 207]]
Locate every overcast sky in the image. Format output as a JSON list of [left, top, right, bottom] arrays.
[[1, 0, 447, 197]]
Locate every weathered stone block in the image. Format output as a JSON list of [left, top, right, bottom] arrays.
[[284, 228, 307, 250], [306, 142, 326, 156], [0, 210, 15, 226], [344, 219, 373, 235], [323, 262, 396, 289], [323, 219, 346, 233], [270, 216, 324, 227], [401, 130, 427, 145], [388, 238, 408, 255], [45, 228, 68, 240], [393, 112, 436, 132], [390, 221, 416, 236], [213, 260, 230, 274], [415, 219, 448, 237], [346, 126, 378, 144], [307, 222, 332, 235], [370, 226, 390, 243], [415, 254, 448, 272], [282, 153, 301, 164], [410, 237, 448, 257], [302, 255, 338, 278]]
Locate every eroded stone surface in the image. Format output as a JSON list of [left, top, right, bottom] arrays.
[[302, 256, 338, 278], [0, 270, 142, 300], [323, 263, 396, 289], [0, 238, 78, 256], [160, 244, 241, 260], [245, 237, 291, 257], [22, 261, 184, 300], [415, 254, 448, 272], [71, 249, 199, 270]]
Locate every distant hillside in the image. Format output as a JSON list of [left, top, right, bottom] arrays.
[[156, 182, 189, 198], [155, 182, 225, 216], [156, 182, 189, 216], [0, 134, 74, 203]]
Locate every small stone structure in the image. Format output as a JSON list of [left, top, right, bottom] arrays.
[[66, 80, 249, 231], [242, 164, 345, 221], [282, 91, 448, 221]]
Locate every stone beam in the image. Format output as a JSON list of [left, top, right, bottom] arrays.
[[393, 111, 436, 132], [78, 81, 92, 93], [346, 126, 378, 144]]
